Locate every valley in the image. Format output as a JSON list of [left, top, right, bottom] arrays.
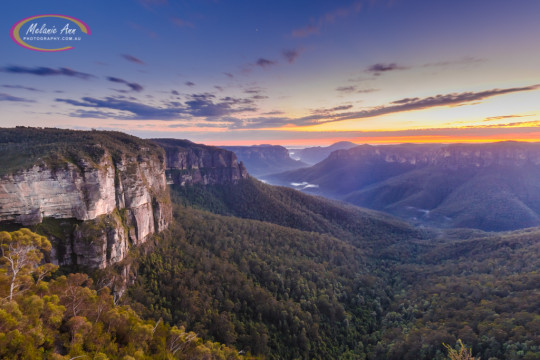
[[2, 128, 540, 359]]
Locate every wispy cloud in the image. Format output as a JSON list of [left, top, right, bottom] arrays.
[[231, 84, 540, 129], [107, 77, 144, 92], [57, 96, 183, 120], [292, 1, 363, 38], [57, 92, 259, 120], [423, 57, 484, 68], [2, 85, 41, 92], [336, 85, 378, 94], [366, 63, 408, 75], [121, 54, 145, 65], [255, 58, 277, 68], [0, 92, 35, 102], [185, 81, 195, 87], [283, 49, 301, 63], [57, 84, 540, 129], [312, 104, 354, 114], [336, 86, 357, 94], [483, 114, 535, 122], [1, 66, 94, 79]]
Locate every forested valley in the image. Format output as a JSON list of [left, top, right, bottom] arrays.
[[3, 168, 540, 359]]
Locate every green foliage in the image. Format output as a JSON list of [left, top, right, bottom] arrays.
[[444, 339, 478, 360], [372, 227, 540, 360], [0, 228, 57, 301], [128, 205, 392, 359], [0, 127, 164, 175], [170, 177, 420, 255], [0, 229, 247, 360]]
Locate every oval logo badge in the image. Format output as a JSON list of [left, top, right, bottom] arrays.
[[10, 14, 91, 52]]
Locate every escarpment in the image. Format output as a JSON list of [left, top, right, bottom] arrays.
[[152, 138, 249, 185], [0, 128, 172, 269]]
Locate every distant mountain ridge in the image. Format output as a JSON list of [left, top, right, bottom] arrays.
[[222, 144, 307, 177], [289, 141, 358, 164], [267, 141, 540, 231]]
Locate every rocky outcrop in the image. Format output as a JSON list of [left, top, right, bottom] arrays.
[[152, 139, 248, 185], [0, 128, 172, 269]]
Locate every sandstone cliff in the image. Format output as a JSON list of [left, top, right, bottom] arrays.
[[152, 138, 249, 185], [0, 128, 172, 269]]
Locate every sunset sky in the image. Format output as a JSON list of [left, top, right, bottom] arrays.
[[1, 0, 540, 146]]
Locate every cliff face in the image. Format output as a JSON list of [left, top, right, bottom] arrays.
[[328, 142, 540, 169], [0, 128, 172, 269], [152, 139, 248, 185]]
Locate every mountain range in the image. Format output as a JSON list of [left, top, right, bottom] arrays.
[[267, 141, 540, 231]]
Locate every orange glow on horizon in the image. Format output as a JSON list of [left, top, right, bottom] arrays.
[[203, 132, 540, 147]]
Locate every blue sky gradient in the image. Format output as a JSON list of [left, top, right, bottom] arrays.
[[1, 0, 540, 145]]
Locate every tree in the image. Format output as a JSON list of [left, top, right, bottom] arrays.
[[0, 228, 56, 301], [444, 339, 479, 360]]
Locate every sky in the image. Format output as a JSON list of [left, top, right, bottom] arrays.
[[1, 0, 540, 146]]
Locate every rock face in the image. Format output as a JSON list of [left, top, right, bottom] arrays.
[[0, 128, 172, 269], [152, 139, 249, 185]]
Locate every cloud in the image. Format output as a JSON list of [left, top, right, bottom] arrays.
[[263, 110, 284, 115], [57, 96, 184, 120], [251, 95, 268, 100], [223, 72, 234, 78], [185, 81, 195, 87], [333, 85, 540, 122], [366, 63, 407, 75], [0, 92, 35, 102], [292, 1, 363, 38], [121, 54, 145, 65], [171, 90, 179, 95], [185, 93, 257, 117], [291, 25, 319, 38], [244, 88, 263, 94], [107, 77, 144, 92], [283, 49, 301, 63], [336, 86, 357, 94], [171, 17, 194, 28], [336, 85, 378, 94], [230, 84, 540, 129], [68, 109, 119, 119], [423, 57, 485, 68], [1, 66, 94, 79], [255, 58, 277, 68], [313, 105, 354, 113], [483, 114, 534, 122], [214, 86, 224, 92], [58, 92, 259, 120], [2, 85, 41, 92]]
